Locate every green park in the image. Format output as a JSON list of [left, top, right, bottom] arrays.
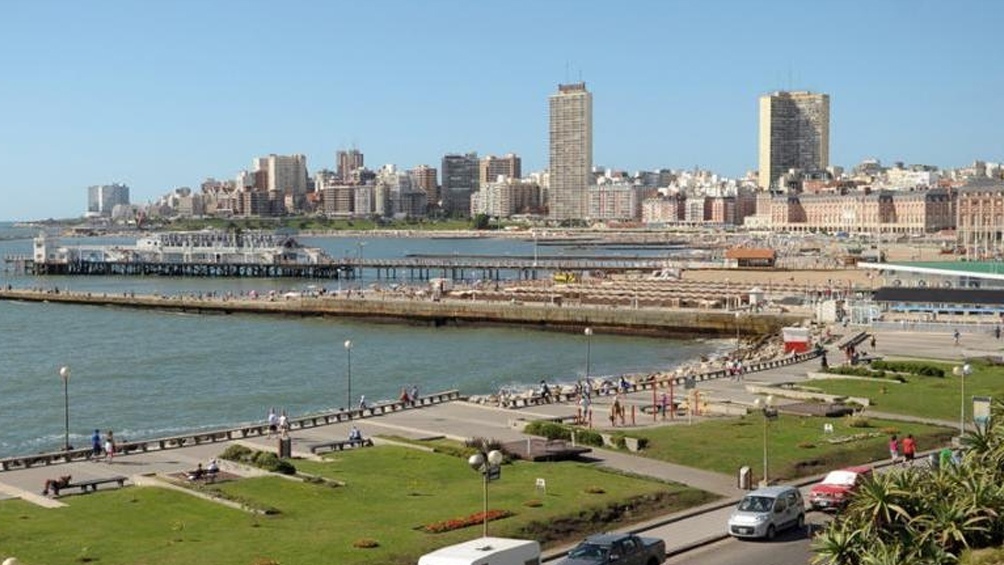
[[0, 357, 999, 564]]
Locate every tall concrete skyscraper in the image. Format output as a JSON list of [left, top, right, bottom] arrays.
[[549, 82, 592, 220], [758, 90, 830, 190], [86, 183, 130, 217], [336, 149, 364, 182], [441, 152, 479, 216]]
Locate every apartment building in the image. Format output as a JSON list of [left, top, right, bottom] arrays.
[[758, 91, 830, 190], [549, 82, 592, 220]]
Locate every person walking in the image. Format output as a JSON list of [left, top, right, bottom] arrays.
[[90, 429, 102, 460], [902, 434, 916, 466], [267, 407, 278, 438], [888, 434, 900, 464], [954, 329, 961, 345], [104, 430, 115, 464]]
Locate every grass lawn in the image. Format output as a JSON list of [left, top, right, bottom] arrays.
[[801, 359, 1004, 422], [630, 415, 956, 481], [0, 445, 716, 565]]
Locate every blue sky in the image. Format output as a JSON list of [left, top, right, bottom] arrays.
[[1, 0, 1001, 221]]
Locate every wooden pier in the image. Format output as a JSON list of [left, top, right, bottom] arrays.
[[5, 255, 681, 282]]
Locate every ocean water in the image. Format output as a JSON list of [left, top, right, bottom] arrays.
[[0, 223, 725, 457]]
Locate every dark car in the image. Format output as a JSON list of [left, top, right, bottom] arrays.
[[556, 533, 665, 565]]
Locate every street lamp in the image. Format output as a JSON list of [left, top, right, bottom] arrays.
[[59, 366, 71, 451], [468, 446, 504, 537], [734, 311, 741, 353], [532, 229, 539, 268], [753, 395, 776, 486], [584, 327, 593, 379], [953, 363, 972, 436], [344, 340, 353, 410]]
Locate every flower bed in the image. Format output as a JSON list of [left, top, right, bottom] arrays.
[[422, 509, 514, 533]]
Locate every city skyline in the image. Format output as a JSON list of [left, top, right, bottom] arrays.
[[1, 0, 1002, 221]]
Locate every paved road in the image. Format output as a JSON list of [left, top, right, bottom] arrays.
[[0, 323, 993, 561]]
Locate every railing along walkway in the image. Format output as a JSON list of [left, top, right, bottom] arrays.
[[0, 390, 461, 472]]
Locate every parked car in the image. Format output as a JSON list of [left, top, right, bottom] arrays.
[[727, 485, 805, 540], [555, 532, 665, 565], [808, 465, 872, 511]]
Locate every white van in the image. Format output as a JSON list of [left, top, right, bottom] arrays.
[[727, 485, 805, 540], [417, 537, 541, 565]]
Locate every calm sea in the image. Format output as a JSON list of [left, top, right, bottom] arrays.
[[0, 222, 724, 457]]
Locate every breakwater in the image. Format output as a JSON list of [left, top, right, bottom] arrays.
[[0, 289, 805, 338]]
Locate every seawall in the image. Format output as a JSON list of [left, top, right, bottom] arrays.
[[0, 289, 806, 338]]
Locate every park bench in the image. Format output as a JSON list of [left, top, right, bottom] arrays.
[[309, 438, 374, 454], [61, 475, 128, 495]]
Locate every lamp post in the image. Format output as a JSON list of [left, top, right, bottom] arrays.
[[468, 446, 504, 537], [953, 363, 972, 436], [734, 311, 741, 353], [532, 229, 539, 268], [59, 366, 71, 451], [344, 340, 353, 410], [754, 395, 776, 486], [584, 327, 593, 380]]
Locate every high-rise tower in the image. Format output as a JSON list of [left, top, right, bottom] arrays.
[[549, 82, 592, 220], [758, 91, 830, 190]]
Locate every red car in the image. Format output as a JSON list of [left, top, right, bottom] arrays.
[[808, 465, 872, 511]]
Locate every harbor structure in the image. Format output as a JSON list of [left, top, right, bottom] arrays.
[[758, 90, 830, 191], [26, 231, 340, 277]]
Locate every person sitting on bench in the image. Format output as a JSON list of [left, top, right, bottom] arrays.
[[42, 475, 72, 496], [206, 458, 219, 475], [348, 425, 363, 442], [187, 463, 206, 481]]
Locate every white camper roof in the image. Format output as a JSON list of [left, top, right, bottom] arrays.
[[418, 537, 540, 565]]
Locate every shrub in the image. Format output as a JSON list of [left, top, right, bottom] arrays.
[[222, 445, 296, 475], [584, 486, 606, 494], [523, 499, 543, 508], [846, 415, 872, 428], [352, 538, 379, 549], [523, 421, 571, 441], [220, 444, 252, 461], [871, 360, 945, 378], [575, 429, 604, 447], [797, 441, 816, 449]]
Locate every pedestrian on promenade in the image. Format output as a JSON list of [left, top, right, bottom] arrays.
[[660, 391, 669, 420], [954, 329, 961, 345], [995, 325, 1001, 340], [358, 395, 368, 411], [539, 380, 551, 403], [609, 396, 621, 427], [902, 434, 916, 466], [267, 407, 278, 438], [889, 434, 900, 464], [278, 411, 289, 437], [870, 335, 877, 351], [90, 429, 102, 460], [578, 393, 592, 426], [409, 384, 419, 405], [104, 430, 115, 464]]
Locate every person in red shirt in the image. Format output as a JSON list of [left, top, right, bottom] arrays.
[[902, 434, 917, 465]]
